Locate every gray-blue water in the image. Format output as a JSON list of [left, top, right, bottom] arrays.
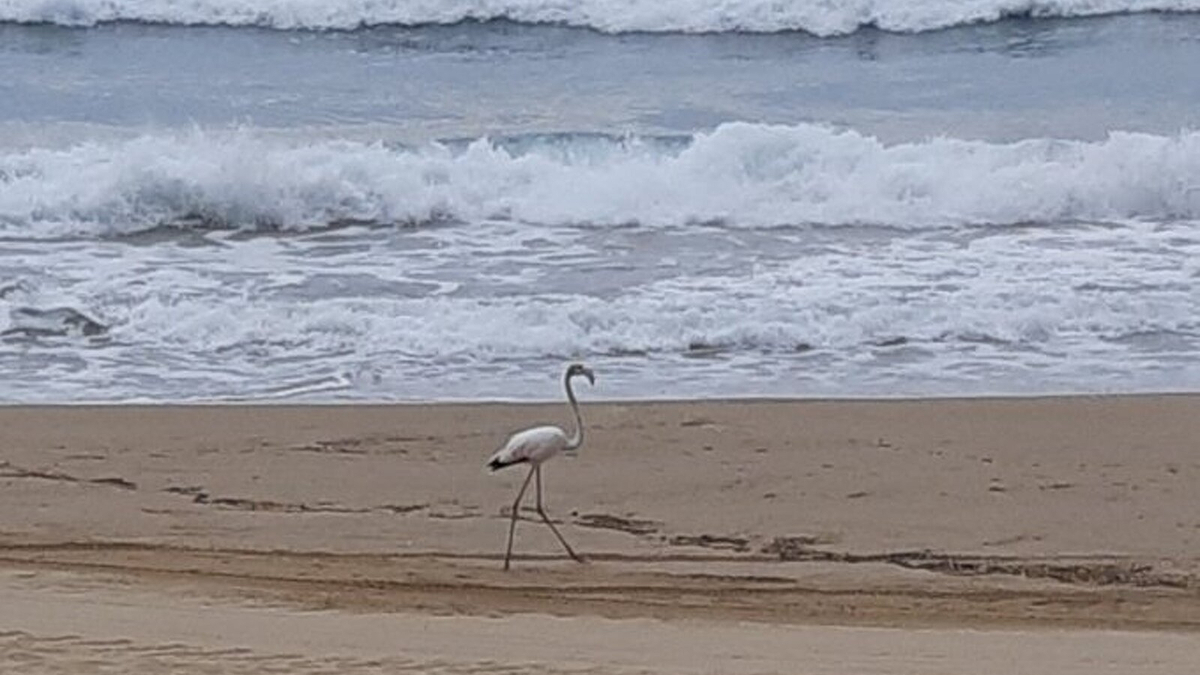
[[5, 16, 1200, 143]]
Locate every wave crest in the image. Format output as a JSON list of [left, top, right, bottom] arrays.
[[3, 0, 1200, 35], [2, 123, 1199, 238]]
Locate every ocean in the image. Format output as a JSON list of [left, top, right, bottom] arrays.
[[1, 1, 1198, 402]]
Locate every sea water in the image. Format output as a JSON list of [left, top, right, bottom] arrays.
[[1, 1, 1198, 401]]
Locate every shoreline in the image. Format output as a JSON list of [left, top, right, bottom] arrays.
[[1, 395, 1198, 672], [2, 389, 1200, 410], [5, 388, 1199, 406]]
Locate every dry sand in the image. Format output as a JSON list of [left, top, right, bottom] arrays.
[[0, 396, 1198, 673]]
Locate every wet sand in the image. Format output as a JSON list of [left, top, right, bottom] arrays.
[[1, 396, 1198, 673]]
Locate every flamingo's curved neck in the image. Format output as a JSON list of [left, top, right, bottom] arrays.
[[564, 371, 584, 451]]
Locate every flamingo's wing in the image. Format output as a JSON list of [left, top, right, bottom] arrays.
[[486, 426, 567, 471]]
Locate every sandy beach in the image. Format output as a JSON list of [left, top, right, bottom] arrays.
[[1, 396, 1198, 673]]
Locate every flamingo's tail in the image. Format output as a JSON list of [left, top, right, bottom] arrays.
[[486, 453, 527, 472]]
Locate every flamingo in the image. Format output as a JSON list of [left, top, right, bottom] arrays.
[[487, 362, 595, 570]]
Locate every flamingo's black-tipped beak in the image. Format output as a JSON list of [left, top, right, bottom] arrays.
[[583, 368, 595, 385]]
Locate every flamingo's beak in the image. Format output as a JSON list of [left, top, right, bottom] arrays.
[[584, 368, 595, 385]]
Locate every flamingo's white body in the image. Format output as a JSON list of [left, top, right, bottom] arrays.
[[487, 426, 571, 469], [487, 363, 594, 570]]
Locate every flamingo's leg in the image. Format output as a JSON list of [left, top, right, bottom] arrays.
[[504, 466, 537, 570], [535, 465, 583, 563]]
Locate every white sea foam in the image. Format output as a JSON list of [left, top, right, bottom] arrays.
[[2, 123, 1198, 237], [1, 0, 1199, 34], [142, 268, 1191, 361], [2, 168, 1196, 401], [8, 214, 1187, 402]]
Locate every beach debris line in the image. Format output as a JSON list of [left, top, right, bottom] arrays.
[[763, 536, 1191, 588], [668, 534, 751, 552], [573, 513, 660, 536], [0, 461, 135, 490], [161, 485, 426, 515]]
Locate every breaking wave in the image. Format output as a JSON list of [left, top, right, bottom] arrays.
[[2, 123, 1198, 238], [2, 0, 1200, 35]]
